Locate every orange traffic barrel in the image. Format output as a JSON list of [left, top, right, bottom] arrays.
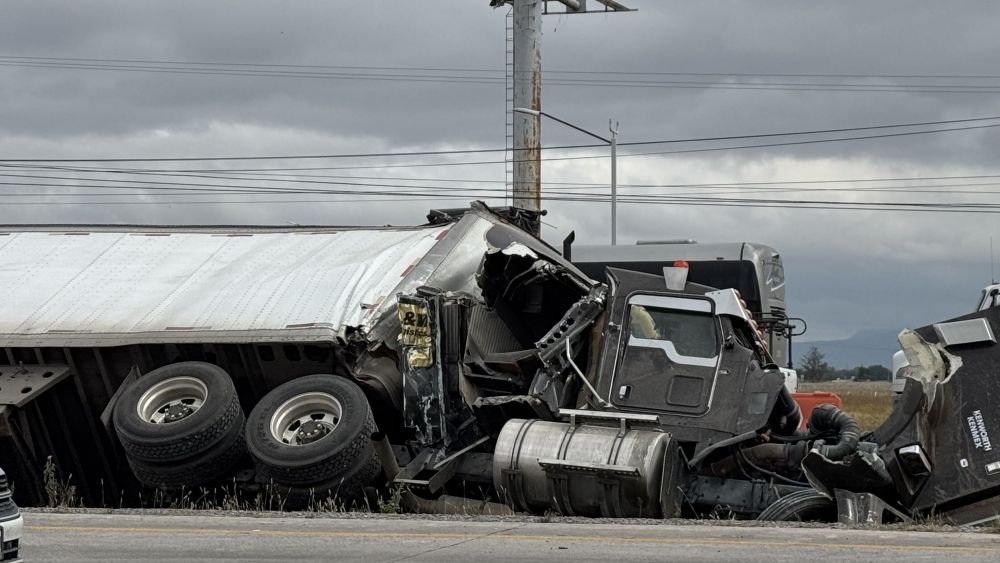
[[791, 392, 843, 429]]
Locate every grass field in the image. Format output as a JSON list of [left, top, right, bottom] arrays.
[[798, 380, 893, 432]]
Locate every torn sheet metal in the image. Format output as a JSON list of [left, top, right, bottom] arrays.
[[834, 489, 908, 525], [400, 293, 445, 447], [801, 443, 893, 499], [897, 328, 961, 408], [499, 242, 538, 258], [399, 291, 477, 450]]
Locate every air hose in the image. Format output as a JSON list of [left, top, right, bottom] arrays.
[[808, 403, 860, 461]]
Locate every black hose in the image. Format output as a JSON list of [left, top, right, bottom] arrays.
[[768, 386, 802, 436], [807, 403, 860, 461]]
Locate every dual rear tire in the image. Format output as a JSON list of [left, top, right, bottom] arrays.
[[112, 363, 379, 507], [112, 362, 246, 490], [245, 374, 381, 508]]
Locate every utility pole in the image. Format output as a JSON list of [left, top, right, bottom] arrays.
[[492, 0, 634, 216], [512, 0, 543, 212]]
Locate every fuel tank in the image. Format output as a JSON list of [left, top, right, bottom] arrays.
[[493, 415, 679, 518]]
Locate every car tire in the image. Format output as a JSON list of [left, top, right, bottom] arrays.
[[113, 362, 245, 464], [246, 374, 380, 496]]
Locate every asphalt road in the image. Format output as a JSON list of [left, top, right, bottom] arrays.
[[21, 512, 1000, 562]]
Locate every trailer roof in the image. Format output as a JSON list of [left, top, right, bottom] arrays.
[[0, 224, 450, 346]]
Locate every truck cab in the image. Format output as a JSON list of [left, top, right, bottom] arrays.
[[572, 241, 802, 392], [590, 268, 797, 451], [488, 266, 801, 519]]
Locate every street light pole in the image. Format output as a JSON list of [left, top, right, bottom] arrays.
[[513, 107, 620, 245], [610, 119, 619, 246]]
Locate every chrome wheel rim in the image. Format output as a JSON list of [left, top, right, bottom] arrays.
[[136, 376, 208, 424], [269, 392, 342, 446]]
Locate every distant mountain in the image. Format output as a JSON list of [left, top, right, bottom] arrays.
[[795, 328, 901, 369]]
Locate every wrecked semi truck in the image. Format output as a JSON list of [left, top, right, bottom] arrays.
[[0, 203, 996, 524]]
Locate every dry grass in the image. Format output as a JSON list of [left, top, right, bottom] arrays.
[[798, 380, 893, 432]]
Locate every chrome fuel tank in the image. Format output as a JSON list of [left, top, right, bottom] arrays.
[[493, 413, 678, 518]]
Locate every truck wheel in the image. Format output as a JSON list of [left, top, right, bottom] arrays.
[[113, 362, 245, 463], [245, 374, 380, 492], [756, 489, 835, 522], [127, 421, 247, 490], [271, 454, 382, 511]]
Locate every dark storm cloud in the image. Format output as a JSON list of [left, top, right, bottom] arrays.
[[5, 1, 1000, 154]]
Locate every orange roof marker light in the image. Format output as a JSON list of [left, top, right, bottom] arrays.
[[663, 260, 689, 291]]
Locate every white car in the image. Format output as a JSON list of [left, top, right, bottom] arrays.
[[0, 467, 23, 563]]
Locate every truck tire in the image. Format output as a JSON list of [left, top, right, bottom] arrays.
[[246, 374, 380, 490], [272, 454, 383, 511], [113, 362, 245, 464], [756, 489, 835, 522], [127, 420, 247, 490]]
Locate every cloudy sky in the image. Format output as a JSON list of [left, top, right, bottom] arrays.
[[2, 1, 999, 353]]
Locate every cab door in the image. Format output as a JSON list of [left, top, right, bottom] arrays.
[[610, 294, 721, 415]]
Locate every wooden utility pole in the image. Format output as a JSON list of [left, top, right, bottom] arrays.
[[492, 0, 634, 217]]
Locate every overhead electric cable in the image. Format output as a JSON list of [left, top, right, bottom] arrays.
[[7, 55, 1000, 94], [2, 117, 998, 164], [6, 55, 1000, 80]]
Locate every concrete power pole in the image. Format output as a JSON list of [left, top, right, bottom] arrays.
[[493, 0, 634, 216]]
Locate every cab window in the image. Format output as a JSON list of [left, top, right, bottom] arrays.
[[628, 304, 719, 359]]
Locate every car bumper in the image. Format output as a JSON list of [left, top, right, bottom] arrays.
[[0, 512, 23, 563]]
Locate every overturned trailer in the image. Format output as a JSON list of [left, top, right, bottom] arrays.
[[0, 203, 996, 524]]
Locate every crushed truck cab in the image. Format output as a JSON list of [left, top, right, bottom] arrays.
[[391, 246, 795, 517]]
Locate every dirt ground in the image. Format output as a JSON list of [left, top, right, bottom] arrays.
[[798, 380, 893, 432]]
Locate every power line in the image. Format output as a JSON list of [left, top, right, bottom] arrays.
[[1, 162, 995, 198], [0, 175, 504, 197], [7, 55, 1000, 80], [2, 117, 998, 164], [13, 161, 997, 190], [8, 55, 1000, 95], [0, 55, 504, 74], [7, 195, 1000, 214], [8, 165, 1000, 198], [10, 160, 1000, 197], [7, 182, 1000, 201], [3, 171, 998, 210]]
